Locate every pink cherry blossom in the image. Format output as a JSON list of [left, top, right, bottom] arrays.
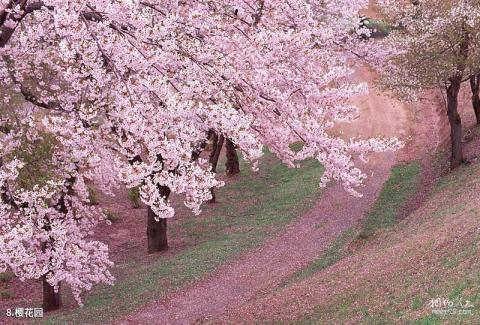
[[0, 0, 400, 306]]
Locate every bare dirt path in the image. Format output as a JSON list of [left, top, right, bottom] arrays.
[[114, 66, 438, 325]]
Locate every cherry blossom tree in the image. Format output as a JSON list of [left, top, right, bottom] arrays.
[[1, 0, 400, 311], [0, 103, 117, 310], [373, 0, 480, 168]]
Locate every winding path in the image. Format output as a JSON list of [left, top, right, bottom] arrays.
[[114, 66, 437, 325]]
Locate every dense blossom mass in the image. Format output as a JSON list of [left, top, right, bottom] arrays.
[[0, 0, 399, 306]]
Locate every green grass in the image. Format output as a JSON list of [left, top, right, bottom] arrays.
[[0, 271, 15, 283], [358, 162, 421, 239], [413, 272, 480, 325], [0, 289, 13, 299], [432, 204, 465, 219], [413, 315, 442, 325], [278, 162, 421, 291], [291, 161, 480, 325], [87, 186, 100, 206], [127, 186, 141, 209], [361, 18, 395, 38], [411, 296, 423, 311], [102, 208, 120, 223], [287, 162, 424, 324], [12, 131, 57, 190], [434, 164, 474, 193], [40, 150, 324, 325], [279, 227, 357, 288], [296, 292, 363, 325]]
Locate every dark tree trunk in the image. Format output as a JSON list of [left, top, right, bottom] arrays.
[[42, 275, 61, 312], [209, 133, 224, 203], [147, 186, 170, 253], [470, 74, 480, 125], [41, 240, 61, 312], [128, 154, 171, 253], [209, 134, 224, 172], [225, 138, 240, 176], [41, 175, 75, 312], [445, 25, 469, 169], [447, 79, 464, 169]]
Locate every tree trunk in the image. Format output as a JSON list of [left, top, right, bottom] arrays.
[[147, 186, 170, 253], [225, 138, 240, 176], [127, 155, 168, 253], [209, 133, 224, 203], [447, 79, 464, 169], [445, 25, 469, 169], [40, 175, 75, 312], [42, 275, 61, 312], [470, 74, 480, 125]]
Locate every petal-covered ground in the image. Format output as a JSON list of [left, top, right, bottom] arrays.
[[216, 149, 480, 324], [113, 66, 441, 325]]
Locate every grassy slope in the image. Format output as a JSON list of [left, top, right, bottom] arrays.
[[41, 151, 324, 325], [278, 162, 421, 289], [287, 162, 480, 324], [358, 162, 421, 238]]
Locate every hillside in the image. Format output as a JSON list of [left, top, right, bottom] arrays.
[[2, 2, 480, 325], [215, 129, 480, 325]]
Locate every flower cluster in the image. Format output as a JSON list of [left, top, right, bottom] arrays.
[[0, 0, 400, 306]]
